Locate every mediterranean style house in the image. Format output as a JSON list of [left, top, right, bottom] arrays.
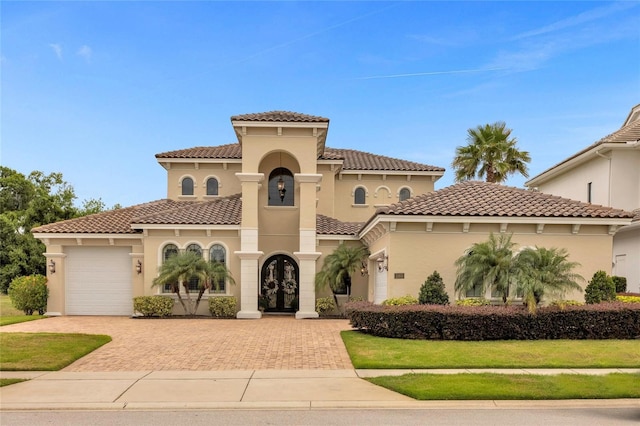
[[526, 104, 640, 293], [33, 111, 634, 317]]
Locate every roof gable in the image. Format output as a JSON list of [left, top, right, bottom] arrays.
[[230, 111, 329, 123]]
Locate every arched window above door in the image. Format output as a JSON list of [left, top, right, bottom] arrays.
[[268, 168, 294, 206]]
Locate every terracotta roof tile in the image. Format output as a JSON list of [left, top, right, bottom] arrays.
[[156, 144, 241, 159], [377, 181, 634, 219], [231, 111, 329, 123], [316, 214, 363, 236], [133, 194, 242, 225]]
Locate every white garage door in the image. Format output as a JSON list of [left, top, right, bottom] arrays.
[[66, 247, 133, 315]]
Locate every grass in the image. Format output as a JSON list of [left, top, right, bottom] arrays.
[[0, 333, 111, 371], [367, 373, 640, 400], [341, 331, 640, 369], [0, 378, 26, 387], [0, 294, 44, 326]]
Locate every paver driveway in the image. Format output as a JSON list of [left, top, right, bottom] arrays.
[[1, 316, 354, 371]]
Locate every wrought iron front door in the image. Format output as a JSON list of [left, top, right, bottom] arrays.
[[261, 255, 299, 312]]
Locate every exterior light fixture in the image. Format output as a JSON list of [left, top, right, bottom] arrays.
[[277, 176, 286, 202], [48, 259, 56, 274], [136, 260, 142, 274], [360, 260, 368, 276], [377, 255, 388, 272]]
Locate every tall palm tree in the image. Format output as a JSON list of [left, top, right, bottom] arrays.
[[452, 121, 531, 183], [514, 247, 583, 313], [454, 233, 517, 303], [315, 243, 369, 303]]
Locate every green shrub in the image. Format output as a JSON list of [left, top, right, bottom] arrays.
[[455, 298, 490, 306], [209, 296, 237, 318], [616, 295, 640, 303], [133, 296, 174, 317], [612, 276, 627, 293], [418, 271, 450, 305], [585, 271, 616, 304], [349, 296, 365, 302], [8, 275, 48, 315], [382, 295, 418, 306], [549, 300, 584, 309], [316, 297, 337, 316]]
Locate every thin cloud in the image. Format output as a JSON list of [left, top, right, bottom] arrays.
[[354, 67, 507, 81], [77, 45, 92, 62], [49, 43, 63, 60]]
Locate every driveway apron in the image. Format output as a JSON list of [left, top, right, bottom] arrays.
[[0, 316, 354, 371]]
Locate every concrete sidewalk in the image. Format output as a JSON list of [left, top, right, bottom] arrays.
[[1, 369, 638, 410]]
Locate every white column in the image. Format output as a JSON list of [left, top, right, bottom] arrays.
[[294, 252, 321, 318], [235, 249, 263, 319]]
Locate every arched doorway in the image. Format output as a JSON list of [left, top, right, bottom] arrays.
[[261, 255, 299, 312]]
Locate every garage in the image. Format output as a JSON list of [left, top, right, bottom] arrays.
[[65, 246, 133, 315]]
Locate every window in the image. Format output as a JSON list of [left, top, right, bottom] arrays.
[[162, 244, 179, 293], [466, 283, 484, 298], [399, 188, 411, 201], [185, 244, 202, 292], [206, 178, 219, 196], [268, 168, 294, 206], [181, 177, 194, 196], [209, 244, 227, 294], [354, 187, 366, 205], [587, 182, 592, 203]]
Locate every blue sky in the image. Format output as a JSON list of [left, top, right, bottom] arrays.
[[2, 1, 639, 208]]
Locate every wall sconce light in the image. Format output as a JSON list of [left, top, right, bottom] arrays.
[[377, 255, 388, 272], [360, 260, 368, 276], [48, 259, 56, 274], [136, 260, 142, 274], [277, 176, 286, 202]]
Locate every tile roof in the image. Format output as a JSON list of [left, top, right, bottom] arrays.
[[156, 144, 444, 172], [230, 111, 329, 123], [316, 215, 363, 236], [133, 194, 242, 225], [376, 181, 634, 219]]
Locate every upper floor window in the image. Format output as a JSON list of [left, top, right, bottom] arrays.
[[181, 177, 194, 196], [354, 187, 366, 205], [206, 178, 219, 196], [268, 168, 294, 206], [399, 188, 411, 202], [587, 182, 592, 203], [209, 244, 227, 294]]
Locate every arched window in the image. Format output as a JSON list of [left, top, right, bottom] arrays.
[[206, 178, 219, 196], [399, 188, 411, 201], [209, 244, 227, 294], [268, 168, 294, 206], [161, 244, 179, 292], [181, 177, 194, 196], [354, 187, 366, 205], [185, 244, 202, 292]]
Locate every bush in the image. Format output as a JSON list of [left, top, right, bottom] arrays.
[[617, 295, 640, 303], [316, 297, 337, 316], [346, 302, 640, 340], [418, 271, 449, 305], [549, 300, 584, 309], [612, 276, 627, 293], [133, 296, 174, 317], [455, 298, 490, 306], [209, 296, 237, 318], [382, 295, 419, 306], [585, 271, 616, 304], [8, 275, 48, 315]]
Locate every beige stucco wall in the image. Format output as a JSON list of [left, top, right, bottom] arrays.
[[610, 150, 640, 212], [613, 226, 640, 293], [535, 156, 610, 206], [165, 162, 242, 200]]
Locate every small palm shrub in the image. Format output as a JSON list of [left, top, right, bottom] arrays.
[[455, 298, 490, 306], [209, 296, 237, 318], [585, 270, 616, 304], [612, 276, 627, 293], [8, 275, 48, 315], [418, 271, 450, 305], [316, 297, 337, 316], [382, 295, 418, 306], [133, 296, 174, 317]]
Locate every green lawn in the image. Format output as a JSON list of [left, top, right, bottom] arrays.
[[0, 333, 111, 371], [342, 331, 640, 369], [0, 294, 44, 326], [367, 373, 640, 400], [0, 378, 26, 387]]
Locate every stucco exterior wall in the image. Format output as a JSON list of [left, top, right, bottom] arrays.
[[610, 150, 640, 212], [613, 226, 640, 293], [165, 162, 242, 200]]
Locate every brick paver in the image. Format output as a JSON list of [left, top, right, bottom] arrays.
[[0, 316, 354, 371]]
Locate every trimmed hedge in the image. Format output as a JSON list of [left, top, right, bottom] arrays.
[[8, 275, 48, 315], [209, 296, 237, 318], [345, 301, 640, 340], [133, 296, 174, 317]]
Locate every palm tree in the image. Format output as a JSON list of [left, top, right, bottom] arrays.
[[152, 251, 234, 316], [452, 121, 531, 183], [514, 247, 583, 313], [454, 233, 517, 303], [315, 243, 369, 304]]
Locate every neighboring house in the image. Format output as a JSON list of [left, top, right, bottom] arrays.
[[526, 104, 640, 293], [32, 111, 633, 317]]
